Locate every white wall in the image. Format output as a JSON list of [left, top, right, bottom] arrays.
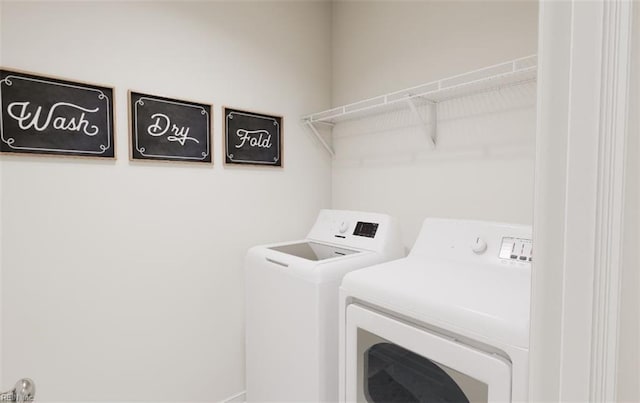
[[330, 1, 538, 249], [617, 3, 640, 401], [0, 2, 331, 402], [331, 1, 539, 106]]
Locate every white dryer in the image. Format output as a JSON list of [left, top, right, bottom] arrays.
[[339, 218, 533, 402], [245, 209, 404, 402]]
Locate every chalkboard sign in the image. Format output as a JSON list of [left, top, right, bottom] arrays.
[[0, 69, 115, 158], [224, 107, 282, 166], [129, 91, 212, 163]]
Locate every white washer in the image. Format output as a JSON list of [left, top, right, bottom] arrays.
[[339, 218, 533, 402], [245, 209, 404, 402]]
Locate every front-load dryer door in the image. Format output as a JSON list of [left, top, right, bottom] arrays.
[[345, 304, 511, 403]]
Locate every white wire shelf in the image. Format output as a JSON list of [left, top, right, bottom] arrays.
[[302, 55, 537, 156], [304, 55, 537, 124]]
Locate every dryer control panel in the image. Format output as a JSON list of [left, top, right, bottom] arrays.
[[499, 237, 532, 262], [409, 218, 532, 267]]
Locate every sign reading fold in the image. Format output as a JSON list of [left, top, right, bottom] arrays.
[[224, 107, 282, 167]]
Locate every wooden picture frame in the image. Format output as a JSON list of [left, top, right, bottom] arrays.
[[129, 91, 212, 163], [224, 107, 282, 167], [0, 68, 116, 158]]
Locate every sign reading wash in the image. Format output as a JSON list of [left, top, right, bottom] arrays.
[[224, 107, 282, 166], [0, 69, 115, 158], [130, 91, 212, 163]]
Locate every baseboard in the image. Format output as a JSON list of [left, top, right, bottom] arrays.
[[222, 391, 246, 403]]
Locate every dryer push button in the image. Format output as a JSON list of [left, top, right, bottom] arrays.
[[499, 237, 533, 262]]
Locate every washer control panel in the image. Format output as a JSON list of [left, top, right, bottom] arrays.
[[352, 221, 379, 238], [499, 237, 533, 262], [306, 210, 402, 255]]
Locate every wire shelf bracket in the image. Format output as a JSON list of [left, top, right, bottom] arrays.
[[305, 120, 335, 157], [405, 96, 437, 147]]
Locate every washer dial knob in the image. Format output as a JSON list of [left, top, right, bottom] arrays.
[[472, 237, 488, 254], [339, 221, 349, 234]]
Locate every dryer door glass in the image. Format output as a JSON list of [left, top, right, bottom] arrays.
[[359, 329, 487, 403], [344, 304, 511, 403]]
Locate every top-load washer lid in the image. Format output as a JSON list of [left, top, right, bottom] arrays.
[[269, 241, 360, 261]]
